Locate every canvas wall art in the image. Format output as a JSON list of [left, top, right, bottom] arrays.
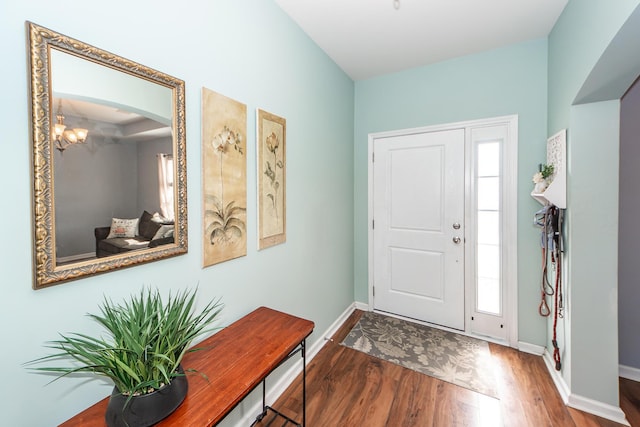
[[257, 109, 286, 249], [202, 88, 247, 266]]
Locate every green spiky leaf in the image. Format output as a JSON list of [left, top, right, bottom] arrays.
[[25, 288, 223, 395]]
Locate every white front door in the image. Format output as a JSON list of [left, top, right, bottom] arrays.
[[372, 129, 465, 330]]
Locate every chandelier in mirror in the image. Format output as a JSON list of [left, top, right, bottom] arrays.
[[52, 99, 88, 152]]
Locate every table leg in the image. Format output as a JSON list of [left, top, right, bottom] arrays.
[[302, 339, 306, 427]]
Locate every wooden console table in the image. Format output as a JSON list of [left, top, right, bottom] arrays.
[[59, 306, 314, 426]]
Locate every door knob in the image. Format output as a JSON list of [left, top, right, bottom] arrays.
[[453, 236, 461, 244], [453, 223, 461, 230]]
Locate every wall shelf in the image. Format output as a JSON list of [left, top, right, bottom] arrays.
[[531, 129, 566, 209]]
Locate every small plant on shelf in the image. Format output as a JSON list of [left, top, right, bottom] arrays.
[[532, 163, 555, 192]]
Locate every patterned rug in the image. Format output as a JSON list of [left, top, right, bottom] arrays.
[[341, 311, 498, 398]]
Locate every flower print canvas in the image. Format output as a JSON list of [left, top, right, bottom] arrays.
[[202, 88, 247, 266], [257, 109, 286, 249]]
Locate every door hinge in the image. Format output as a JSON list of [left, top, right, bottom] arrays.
[[373, 286, 375, 296], [372, 152, 375, 162], [372, 219, 375, 229]]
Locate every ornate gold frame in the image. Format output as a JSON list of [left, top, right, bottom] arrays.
[[27, 22, 188, 289]]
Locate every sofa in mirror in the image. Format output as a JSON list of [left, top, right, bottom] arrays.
[[27, 22, 187, 289]]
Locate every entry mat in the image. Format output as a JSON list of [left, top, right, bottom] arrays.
[[341, 311, 498, 398]]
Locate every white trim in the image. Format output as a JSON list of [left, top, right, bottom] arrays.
[[236, 303, 357, 426], [354, 301, 369, 311], [367, 116, 516, 140], [367, 136, 375, 311], [620, 364, 640, 382], [367, 115, 518, 347], [517, 341, 545, 356], [503, 117, 519, 347], [465, 119, 519, 343], [543, 350, 630, 426], [543, 349, 571, 404], [311, 303, 358, 355], [567, 394, 629, 426]]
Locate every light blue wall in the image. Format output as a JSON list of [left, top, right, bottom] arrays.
[[548, 0, 640, 135], [354, 39, 549, 345], [568, 100, 620, 405], [0, 1, 354, 426], [548, 0, 640, 408]]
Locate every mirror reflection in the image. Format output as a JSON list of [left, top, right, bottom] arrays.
[[28, 22, 187, 288], [51, 49, 175, 264]]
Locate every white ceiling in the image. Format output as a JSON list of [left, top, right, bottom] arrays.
[[58, 98, 171, 142], [274, 0, 568, 81]]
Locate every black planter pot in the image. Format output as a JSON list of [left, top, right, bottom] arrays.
[[105, 367, 188, 427]]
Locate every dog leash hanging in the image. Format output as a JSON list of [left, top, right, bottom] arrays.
[[535, 206, 554, 317], [534, 205, 563, 370], [538, 246, 552, 317], [551, 237, 562, 370]]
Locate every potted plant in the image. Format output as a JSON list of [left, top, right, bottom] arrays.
[[532, 163, 555, 193], [26, 287, 223, 427]]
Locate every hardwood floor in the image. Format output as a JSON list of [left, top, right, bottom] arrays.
[[256, 310, 637, 427], [621, 378, 640, 427]]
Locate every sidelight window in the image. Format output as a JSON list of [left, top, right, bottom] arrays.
[[475, 141, 501, 315]]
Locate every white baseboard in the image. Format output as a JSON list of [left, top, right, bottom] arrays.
[[543, 350, 630, 426], [354, 301, 369, 311], [567, 393, 629, 426], [542, 349, 571, 403], [236, 303, 357, 426], [310, 302, 359, 356], [517, 341, 545, 356], [620, 364, 640, 382]]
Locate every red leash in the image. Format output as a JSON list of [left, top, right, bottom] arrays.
[[551, 249, 562, 371], [538, 246, 551, 317], [535, 206, 562, 371]]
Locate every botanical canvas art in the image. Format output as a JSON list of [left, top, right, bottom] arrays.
[[257, 109, 286, 249], [202, 88, 247, 266]]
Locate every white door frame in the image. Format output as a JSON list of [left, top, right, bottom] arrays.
[[367, 115, 519, 347]]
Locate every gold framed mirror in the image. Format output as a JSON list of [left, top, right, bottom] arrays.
[[27, 22, 187, 289]]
